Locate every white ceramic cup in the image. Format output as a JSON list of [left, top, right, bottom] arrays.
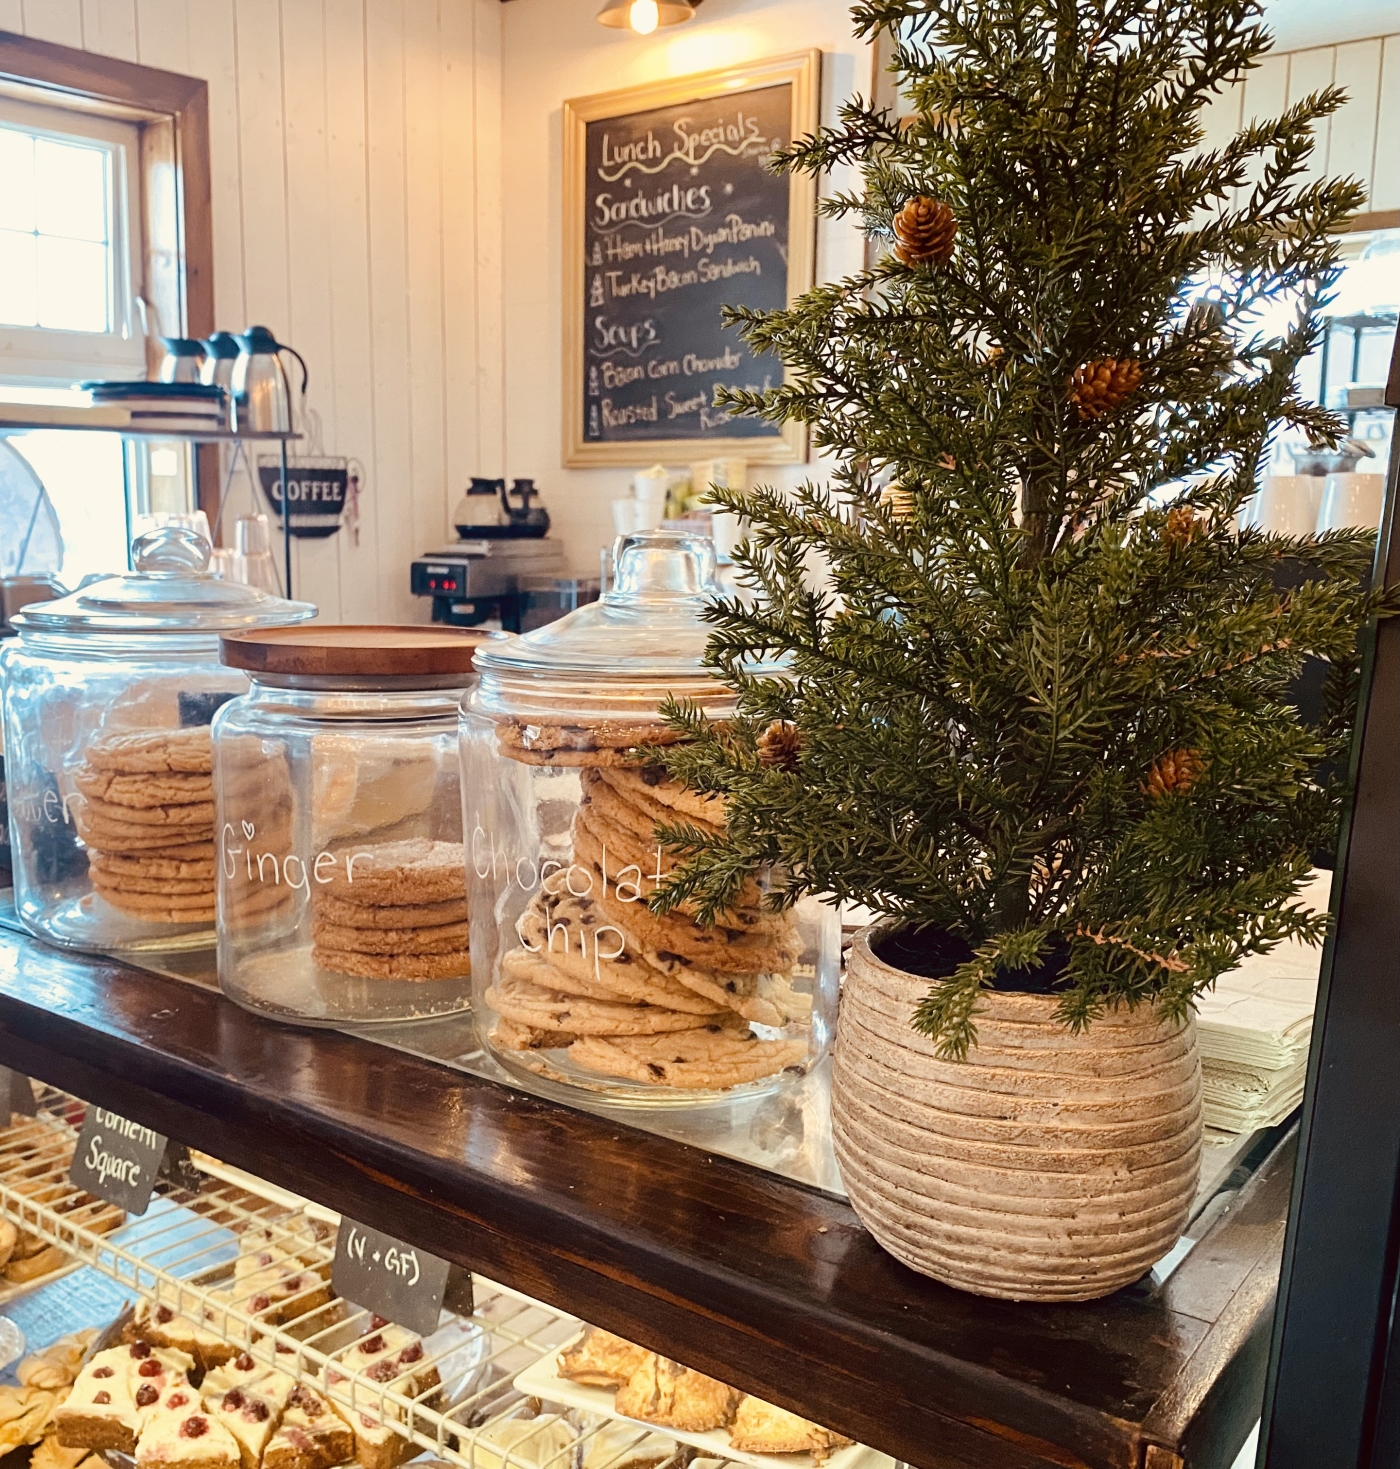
[[633, 498, 666, 531], [1317, 473, 1385, 533], [1251, 475, 1322, 535], [633, 467, 669, 503], [610, 498, 638, 536]]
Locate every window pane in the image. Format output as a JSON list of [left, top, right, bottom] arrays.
[[10, 430, 129, 585], [0, 229, 38, 326], [34, 137, 108, 242], [0, 129, 35, 232], [36, 236, 108, 332]]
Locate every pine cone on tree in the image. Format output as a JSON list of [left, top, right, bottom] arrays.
[[1068, 358, 1143, 421], [892, 196, 958, 267], [1143, 748, 1205, 799], [1162, 504, 1203, 549], [757, 721, 803, 771]]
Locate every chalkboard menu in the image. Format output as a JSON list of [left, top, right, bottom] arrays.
[[563, 53, 819, 467]]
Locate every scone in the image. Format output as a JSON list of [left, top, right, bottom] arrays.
[[201, 1356, 296, 1469], [613, 1357, 738, 1433], [557, 1328, 651, 1389], [136, 1383, 240, 1469], [262, 1384, 353, 1469], [131, 1302, 236, 1372], [728, 1397, 853, 1464]]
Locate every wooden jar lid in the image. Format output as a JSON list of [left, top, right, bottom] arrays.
[[220, 624, 498, 677]]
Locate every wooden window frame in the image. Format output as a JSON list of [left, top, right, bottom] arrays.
[[0, 29, 217, 517]]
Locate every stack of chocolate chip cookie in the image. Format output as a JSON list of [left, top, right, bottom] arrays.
[[488, 720, 810, 1091], [72, 728, 215, 925], [310, 837, 471, 981]]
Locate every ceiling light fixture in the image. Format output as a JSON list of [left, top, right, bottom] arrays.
[[596, 0, 698, 33]]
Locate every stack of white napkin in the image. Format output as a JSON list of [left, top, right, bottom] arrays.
[[1194, 870, 1331, 1132]]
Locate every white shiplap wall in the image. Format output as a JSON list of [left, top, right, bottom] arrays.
[[1199, 33, 1400, 212], [2, 0, 504, 622]]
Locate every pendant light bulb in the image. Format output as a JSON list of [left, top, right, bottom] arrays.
[[629, 0, 660, 32], [595, 0, 695, 32]]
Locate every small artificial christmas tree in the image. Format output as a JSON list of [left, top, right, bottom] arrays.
[[652, 0, 1392, 1059]]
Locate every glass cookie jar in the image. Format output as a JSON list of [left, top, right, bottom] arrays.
[[0, 527, 315, 954], [213, 625, 499, 1025], [461, 530, 839, 1106]]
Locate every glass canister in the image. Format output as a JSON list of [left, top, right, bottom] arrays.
[[213, 625, 500, 1025], [461, 530, 839, 1106], [1, 527, 315, 953]]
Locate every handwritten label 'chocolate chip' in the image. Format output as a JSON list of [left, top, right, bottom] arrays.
[[332, 1219, 451, 1337], [69, 1105, 168, 1215]]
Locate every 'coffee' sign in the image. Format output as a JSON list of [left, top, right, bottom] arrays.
[[70, 1106, 168, 1215], [257, 461, 349, 537]]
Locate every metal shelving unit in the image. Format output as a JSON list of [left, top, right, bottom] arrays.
[[0, 1088, 702, 1469], [0, 403, 303, 596]]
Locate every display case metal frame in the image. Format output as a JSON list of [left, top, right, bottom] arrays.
[[1257, 331, 1400, 1467]]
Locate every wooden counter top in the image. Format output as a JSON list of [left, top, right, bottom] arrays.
[[0, 922, 1283, 1469]]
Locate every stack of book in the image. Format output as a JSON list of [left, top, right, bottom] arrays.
[[1194, 870, 1331, 1133], [80, 381, 229, 434]]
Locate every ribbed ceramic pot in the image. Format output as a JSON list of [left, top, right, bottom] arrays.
[[831, 927, 1202, 1302]]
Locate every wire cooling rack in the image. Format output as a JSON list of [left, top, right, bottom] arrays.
[[0, 1088, 697, 1469]]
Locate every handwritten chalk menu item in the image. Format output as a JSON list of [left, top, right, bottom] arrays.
[[0, 1068, 37, 1119], [70, 1105, 167, 1214], [563, 51, 819, 467], [333, 1218, 451, 1336]]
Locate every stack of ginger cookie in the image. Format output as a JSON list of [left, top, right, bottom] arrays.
[[311, 837, 471, 982], [72, 727, 216, 925], [486, 719, 811, 1091]]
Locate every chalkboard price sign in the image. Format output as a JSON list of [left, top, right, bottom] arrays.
[[332, 1217, 451, 1336], [564, 52, 819, 467]]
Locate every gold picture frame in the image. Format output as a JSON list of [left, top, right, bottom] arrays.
[[562, 50, 821, 468]]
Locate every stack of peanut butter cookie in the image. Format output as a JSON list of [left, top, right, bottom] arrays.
[[487, 720, 810, 1091], [311, 837, 471, 981], [73, 728, 215, 925]]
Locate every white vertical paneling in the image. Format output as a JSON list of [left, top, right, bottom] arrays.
[[134, 0, 189, 72], [404, 0, 446, 557], [321, 0, 381, 616], [80, 0, 137, 60], [185, 1, 243, 332], [440, 0, 478, 511], [1196, 70, 1243, 155], [364, 0, 415, 622], [1330, 39, 1383, 202], [23, 0, 82, 45], [472, 0, 503, 477], [10, 0, 499, 622], [280, 0, 340, 616], [1286, 45, 1336, 188], [1375, 35, 1400, 211], [1237, 52, 1289, 207], [233, 0, 291, 332]]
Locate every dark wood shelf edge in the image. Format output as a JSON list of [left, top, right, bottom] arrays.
[[0, 933, 1286, 1469]]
